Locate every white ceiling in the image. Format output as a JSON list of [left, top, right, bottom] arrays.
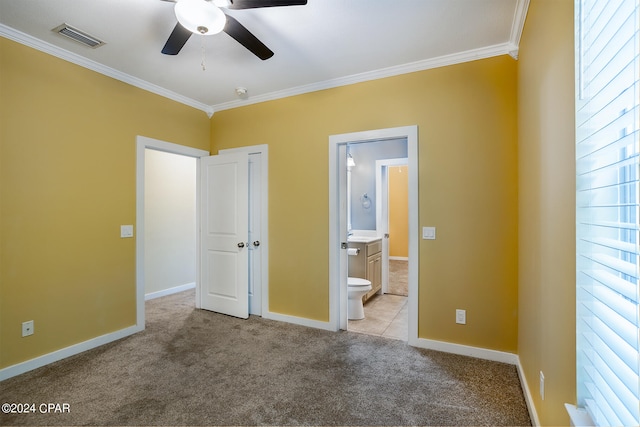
[[0, 0, 528, 115]]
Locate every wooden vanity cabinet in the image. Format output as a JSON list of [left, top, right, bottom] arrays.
[[348, 239, 382, 302]]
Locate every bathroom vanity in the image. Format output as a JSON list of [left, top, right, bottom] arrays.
[[347, 237, 382, 302]]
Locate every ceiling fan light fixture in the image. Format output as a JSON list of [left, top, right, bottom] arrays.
[[212, 0, 231, 7], [175, 0, 226, 35]]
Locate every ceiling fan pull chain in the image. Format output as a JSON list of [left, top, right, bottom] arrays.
[[201, 37, 206, 71]]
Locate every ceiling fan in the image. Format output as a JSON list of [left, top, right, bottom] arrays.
[[161, 0, 307, 60]]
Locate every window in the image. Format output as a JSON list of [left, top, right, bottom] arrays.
[[575, 1, 640, 426]]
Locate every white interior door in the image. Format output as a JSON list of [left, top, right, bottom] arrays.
[[200, 152, 249, 319]]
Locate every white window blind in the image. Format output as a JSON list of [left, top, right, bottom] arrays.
[[576, 0, 640, 426]]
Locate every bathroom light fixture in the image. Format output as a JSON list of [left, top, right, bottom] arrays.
[[347, 153, 356, 167], [175, 0, 227, 35]]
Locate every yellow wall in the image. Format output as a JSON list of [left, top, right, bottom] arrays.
[[0, 10, 584, 421], [0, 38, 210, 368], [517, 1, 576, 425], [211, 56, 519, 351], [388, 165, 408, 258]]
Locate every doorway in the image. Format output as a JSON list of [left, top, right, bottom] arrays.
[[144, 149, 197, 301], [376, 158, 409, 296], [328, 126, 418, 346], [135, 136, 209, 329], [347, 148, 409, 339], [135, 138, 268, 328], [386, 165, 409, 300]]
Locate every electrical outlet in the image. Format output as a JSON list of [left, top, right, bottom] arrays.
[[22, 320, 34, 337], [455, 309, 466, 324], [540, 371, 545, 400]]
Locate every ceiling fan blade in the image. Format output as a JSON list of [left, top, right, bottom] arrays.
[[223, 13, 274, 60], [228, 0, 307, 9], [161, 23, 192, 55]]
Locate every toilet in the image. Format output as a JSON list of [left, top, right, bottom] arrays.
[[347, 277, 372, 320]]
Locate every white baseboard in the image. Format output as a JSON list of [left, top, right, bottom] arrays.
[[145, 282, 196, 301], [0, 302, 537, 427], [516, 356, 541, 426], [412, 338, 538, 425], [0, 324, 143, 382], [413, 337, 519, 364], [389, 256, 409, 261], [263, 311, 335, 332]]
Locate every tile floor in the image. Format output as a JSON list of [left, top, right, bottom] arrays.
[[348, 293, 408, 341]]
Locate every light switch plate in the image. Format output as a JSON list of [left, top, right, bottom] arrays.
[[120, 225, 134, 238], [422, 226, 436, 240]]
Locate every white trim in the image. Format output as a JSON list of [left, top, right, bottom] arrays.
[[0, 325, 141, 381], [329, 126, 418, 342], [414, 336, 542, 427], [565, 404, 595, 427], [144, 282, 196, 301], [516, 357, 541, 426], [218, 145, 269, 317], [262, 311, 335, 332], [414, 337, 519, 365], [508, 0, 531, 59], [0, 137, 207, 382], [389, 256, 409, 261], [136, 136, 210, 328], [213, 43, 516, 112], [0, 24, 214, 116], [2, 6, 530, 116]]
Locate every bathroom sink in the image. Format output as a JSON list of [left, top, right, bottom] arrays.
[[347, 235, 381, 243]]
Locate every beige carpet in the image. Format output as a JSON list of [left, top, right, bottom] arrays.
[[0, 290, 531, 426], [388, 259, 408, 296]]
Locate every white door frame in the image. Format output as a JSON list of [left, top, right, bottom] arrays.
[[136, 136, 209, 328], [328, 126, 419, 345], [376, 158, 409, 294]]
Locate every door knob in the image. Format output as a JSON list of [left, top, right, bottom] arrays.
[[237, 242, 245, 248], [253, 241, 260, 247]]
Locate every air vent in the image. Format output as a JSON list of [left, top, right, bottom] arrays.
[[52, 24, 105, 48]]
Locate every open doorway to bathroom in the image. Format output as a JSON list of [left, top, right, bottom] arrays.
[[328, 125, 418, 344], [346, 141, 409, 340]]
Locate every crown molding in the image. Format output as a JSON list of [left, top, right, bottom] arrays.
[[214, 0, 531, 114], [0, 24, 214, 116], [2, 0, 530, 119], [212, 42, 515, 112], [508, 0, 530, 59]]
